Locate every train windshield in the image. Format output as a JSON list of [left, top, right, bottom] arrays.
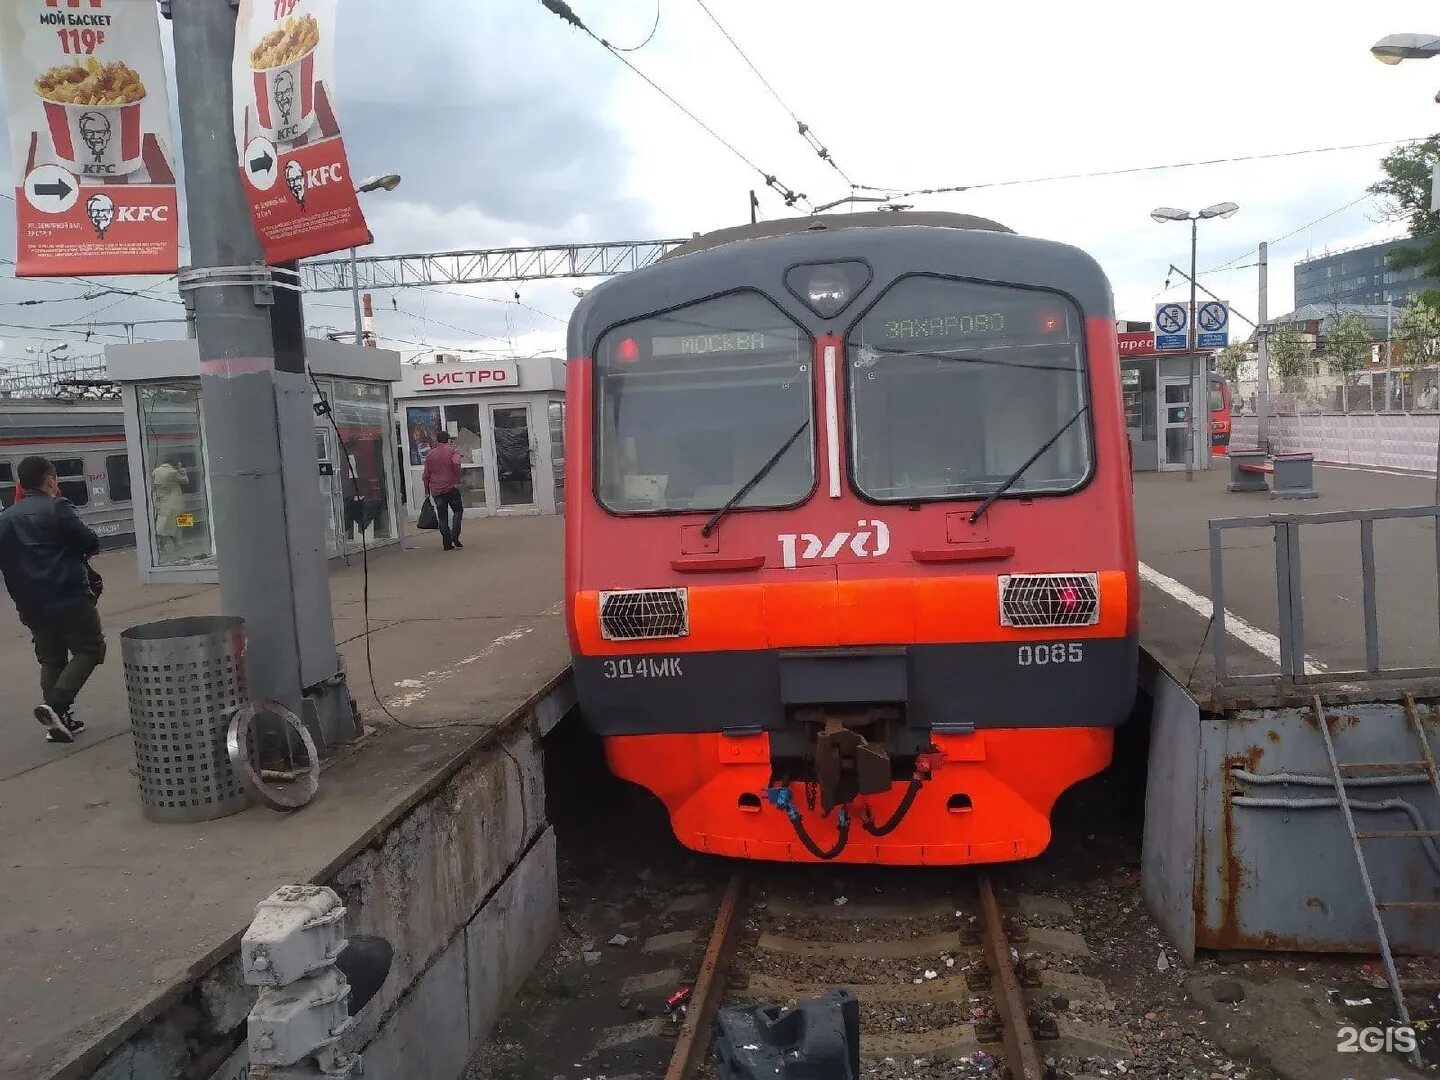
[[594, 291, 814, 513], [846, 276, 1092, 503]]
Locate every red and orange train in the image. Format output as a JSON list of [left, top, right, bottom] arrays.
[[564, 212, 1139, 865]]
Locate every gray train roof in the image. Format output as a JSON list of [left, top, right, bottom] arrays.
[[0, 403, 124, 441], [570, 213, 1114, 355], [660, 211, 1015, 257]]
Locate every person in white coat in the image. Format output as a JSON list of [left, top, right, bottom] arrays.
[[152, 461, 189, 557]]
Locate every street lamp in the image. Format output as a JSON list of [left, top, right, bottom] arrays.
[[350, 173, 402, 346], [1150, 202, 1239, 351], [1370, 33, 1440, 64], [1151, 202, 1238, 472]]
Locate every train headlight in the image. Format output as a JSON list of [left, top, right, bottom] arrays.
[[998, 573, 1100, 628], [598, 588, 690, 641], [784, 261, 871, 319]]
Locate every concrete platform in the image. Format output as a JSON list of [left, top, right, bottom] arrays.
[[1134, 465, 1440, 703], [0, 516, 569, 1079]]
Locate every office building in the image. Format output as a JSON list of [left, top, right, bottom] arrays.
[[1294, 237, 1440, 308]]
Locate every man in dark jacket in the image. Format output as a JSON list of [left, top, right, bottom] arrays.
[[0, 456, 104, 743]]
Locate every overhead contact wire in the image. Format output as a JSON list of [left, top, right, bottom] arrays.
[[691, 0, 853, 187], [536, 0, 811, 210]]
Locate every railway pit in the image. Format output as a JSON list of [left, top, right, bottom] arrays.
[[462, 701, 1287, 1080]]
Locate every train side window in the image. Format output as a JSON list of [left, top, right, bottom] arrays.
[[0, 462, 14, 508], [50, 457, 89, 507], [106, 454, 132, 503]]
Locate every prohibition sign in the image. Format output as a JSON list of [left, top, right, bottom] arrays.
[[1198, 302, 1228, 333], [1156, 303, 1187, 334]]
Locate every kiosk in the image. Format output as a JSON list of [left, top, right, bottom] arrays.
[[394, 356, 566, 519], [104, 338, 403, 585]]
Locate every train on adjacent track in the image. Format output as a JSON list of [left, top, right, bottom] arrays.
[[0, 402, 137, 549], [564, 211, 1140, 865]]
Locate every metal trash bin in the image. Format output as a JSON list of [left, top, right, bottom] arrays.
[[122, 615, 253, 823]]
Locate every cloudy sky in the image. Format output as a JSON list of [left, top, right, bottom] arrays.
[[1, 0, 1438, 377]]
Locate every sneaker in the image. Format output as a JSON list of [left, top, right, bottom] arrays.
[[35, 704, 72, 744], [453, 539, 464, 550], [59, 708, 85, 736]]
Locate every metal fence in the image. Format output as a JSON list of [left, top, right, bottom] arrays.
[[1209, 505, 1440, 686], [1233, 369, 1440, 415]]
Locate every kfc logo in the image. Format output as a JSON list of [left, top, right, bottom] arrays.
[[86, 193, 114, 238]]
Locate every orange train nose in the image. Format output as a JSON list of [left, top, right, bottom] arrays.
[[603, 728, 1114, 866]]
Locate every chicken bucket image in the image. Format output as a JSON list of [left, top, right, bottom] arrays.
[[250, 14, 320, 144], [35, 60, 146, 178]]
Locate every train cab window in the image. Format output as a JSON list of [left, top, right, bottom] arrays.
[[50, 457, 89, 507], [106, 454, 132, 503], [594, 292, 815, 513], [846, 277, 1092, 503], [0, 462, 14, 508]]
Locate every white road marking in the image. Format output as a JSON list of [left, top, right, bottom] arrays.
[[384, 625, 537, 709], [1316, 462, 1436, 481], [1138, 560, 1327, 674]]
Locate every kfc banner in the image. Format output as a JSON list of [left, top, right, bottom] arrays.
[[0, 0, 180, 277], [232, 0, 370, 263]]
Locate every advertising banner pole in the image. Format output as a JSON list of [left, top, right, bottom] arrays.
[[170, 0, 352, 746]]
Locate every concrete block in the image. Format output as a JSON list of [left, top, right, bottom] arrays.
[[361, 929, 472, 1080], [466, 825, 559, 1051], [92, 1027, 189, 1080], [535, 677, 577, 736], [198, 954, 255, 1036], [331, 724, 544, 1037]]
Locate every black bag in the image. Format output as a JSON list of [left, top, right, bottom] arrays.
[[416, 496, 438, 531], [85, 560, 103, 601]]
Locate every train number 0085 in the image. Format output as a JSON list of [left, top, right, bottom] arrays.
[[1016, 643, 1083, 666]]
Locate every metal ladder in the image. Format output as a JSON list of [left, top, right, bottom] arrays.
[[1314, 692, 1440, 1071]]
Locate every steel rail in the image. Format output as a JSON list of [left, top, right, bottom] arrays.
[[978, 873, 1045, 1080], [664, 872, 747, 1079]]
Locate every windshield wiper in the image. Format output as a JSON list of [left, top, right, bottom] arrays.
[[701, 419, 810, 538], [968, 404, 1089, 524]]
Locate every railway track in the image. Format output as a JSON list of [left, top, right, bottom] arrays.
[[662, 869, 1126, 1079]]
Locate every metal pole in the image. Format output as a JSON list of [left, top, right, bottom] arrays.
[[1386, 303, 1394, 413], [171, 0, 350, 743], [350, 246, 363, 345], [1256, 241, 1270, 454], [1189, 216, 1200, 476], [749, 189, 758, 224]]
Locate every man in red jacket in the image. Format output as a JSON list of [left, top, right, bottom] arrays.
[[421, 431, 465, 551]]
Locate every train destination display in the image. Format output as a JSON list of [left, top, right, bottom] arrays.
[[650, 326, 803, 357]]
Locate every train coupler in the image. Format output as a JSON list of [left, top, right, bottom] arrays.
[[813, 717, 890, 813]]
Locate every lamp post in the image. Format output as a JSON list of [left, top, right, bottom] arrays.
[[351, 173, 401, 346], [1371, 34, 1440, 502], [1151, 202, 1239, 470]]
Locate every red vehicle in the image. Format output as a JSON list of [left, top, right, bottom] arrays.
[[564, 212, 1139, 865], [1209, 373, 1232, 455]]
